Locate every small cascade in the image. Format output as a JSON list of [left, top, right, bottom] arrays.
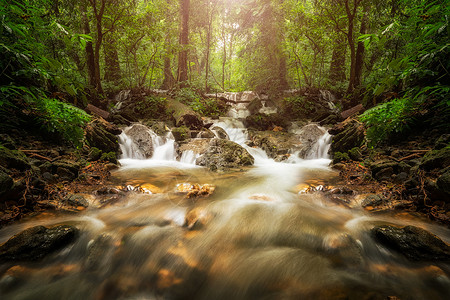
[[118, 133, 146, 159], [213, 118, 248, 145], [306, 132, 332, 159], [179, 150, 199, 164], [151, 132, 177, 161]]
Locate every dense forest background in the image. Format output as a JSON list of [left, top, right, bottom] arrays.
[[0, 0, 449, 146]]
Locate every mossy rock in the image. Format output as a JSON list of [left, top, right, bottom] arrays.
[[85, 120, 119, 153], [196, 138, 254, 171], [420, 147, 450, 171], [348, 147, 363, 161], [0, 145, 31, 171], [332, 152, 350, 164], [171, 126, 190, 142], [330, 120, 365, 153], [88, 147, 102, 161], [100, 152, 118, 164]]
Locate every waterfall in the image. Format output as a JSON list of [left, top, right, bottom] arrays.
[[306, 132, 332, 159]]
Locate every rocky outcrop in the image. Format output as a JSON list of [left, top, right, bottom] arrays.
[[211, 126, 229, 140], [248, 131, 299, 160], [436, 170, 450, 198], [371, 225, 450, 262], [368, 159, 411, 181], [419, 147, 450, 171], [329, 119, 365, 154], [85, 119, 120, 154], [0, 225, 79, 262], [122, 124, 154, 158], [0, 146, 31, 171], [196, 138, 254, 171]]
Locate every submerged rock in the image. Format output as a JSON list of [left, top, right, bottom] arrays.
[[196, 138, 254, 171], [63, 194, 89, 208], [0, 225, 79, 262], [371, 225, 450, 262]]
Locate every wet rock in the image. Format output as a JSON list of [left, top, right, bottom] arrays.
[[328, 187, 354, 195], [96, 186, 123, 195], [195, 128, 215, 139], [178, 139, 210, 156], [176, 183, 215, 199], [42, 172, 57, 183], [436, 170, 450, 198], [371, 225, 450, 262], [184, 207, 212, 230], [210, 126, 229, 140], [123, 124, 154, 158], [196, 138, 254, 171], [0, 146, 30, 171], [420, 147, 450, 171], [0, 169, 14, 198], [247, 98, 263, 115], [85, 119, 120, 153], [63, 194, 89, 208], [0, 225, 79, 262], [296, 123, 328, 158], [361, 194, 385, 208], [84, 234, 114, 272], [248, 130, 299, 159], [330, 119, 365, 154]]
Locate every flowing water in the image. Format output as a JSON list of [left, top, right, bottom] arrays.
[[1, 119, 450, 300]]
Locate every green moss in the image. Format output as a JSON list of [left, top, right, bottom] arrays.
[[100, 152, 118, 164], [88, 147, 102, 161], [348, 147, 362, 161], [332, 152, 350, 164]]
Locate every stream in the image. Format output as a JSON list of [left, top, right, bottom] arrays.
[[0, 118, 449, 299]]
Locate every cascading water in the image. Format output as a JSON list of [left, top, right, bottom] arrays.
[[1, 114, 450, 300]]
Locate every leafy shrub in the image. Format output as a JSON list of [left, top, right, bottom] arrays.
[[360, 85, 449, 147], [136, 95, 168, 119], [284, 96, 315, 118], [35, 97, 91, 146]]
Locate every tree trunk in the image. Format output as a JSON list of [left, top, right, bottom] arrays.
[[329, 35, 346, 83], [205, 4, 212, 93], [81, 3, 96, 89], [161, 56, 175, 90], [177, 0, 190, 85], [104, 34, 121, 84], [354, 5, 369, 90]]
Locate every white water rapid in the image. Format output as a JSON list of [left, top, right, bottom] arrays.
[[1, 113, 449, 300]]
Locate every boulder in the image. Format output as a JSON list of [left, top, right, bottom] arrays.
[[420, 147, 450, 171], [88, 147, 102, 161], [195, 128, 215, 139], [123, 124, 154, 158], [196, 138, 254, 171], [371, 225, 450, 262], [248, 131, 298, 159], [369, 159, 411, 181], [0, 225, 79, 262], [85, 119, 119, 153], [296, 124, 327, 158]]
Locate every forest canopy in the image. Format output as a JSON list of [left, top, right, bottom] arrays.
[[0, 0, 449, 145]]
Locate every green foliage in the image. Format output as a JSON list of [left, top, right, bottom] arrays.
[[284, 95, 315, 117], [136, 95, 168, 119], [35, 97, 91, 146]]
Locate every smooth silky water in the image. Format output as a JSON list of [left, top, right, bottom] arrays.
[[0, 120, 449, 300]]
